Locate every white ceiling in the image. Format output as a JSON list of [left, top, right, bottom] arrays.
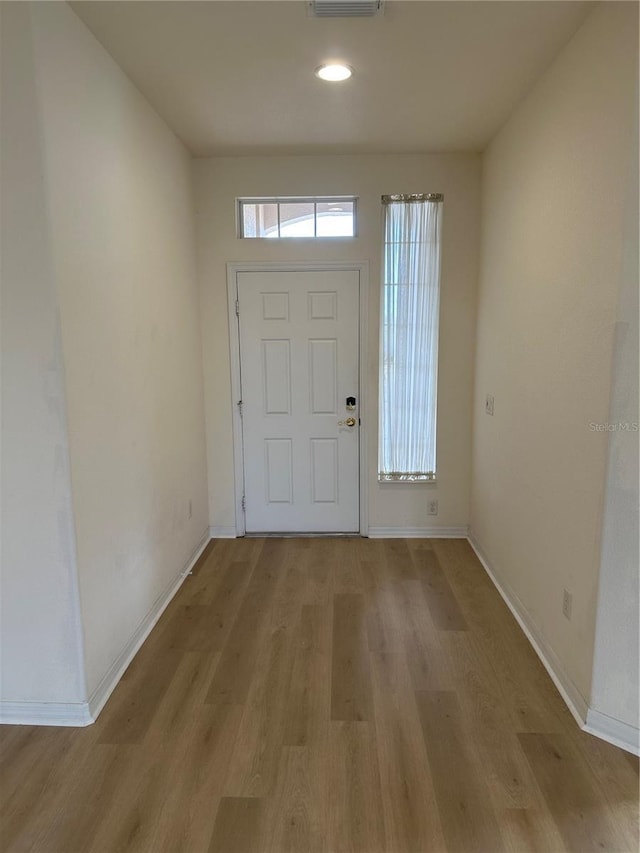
[[71, 0, 594, 156]]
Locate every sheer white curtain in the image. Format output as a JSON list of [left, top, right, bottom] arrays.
[[378, 195, 443, 481]]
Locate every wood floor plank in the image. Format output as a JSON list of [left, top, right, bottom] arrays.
[[433, 538, 572, 733], [328, 722, 386, 853], [414, 547, 469, 630], [143, 650, 221, 740], [361, 555, 407, 659], [415, 690, 506, 853], [178, 538, 236, 605], [182, 538, 265, 605], [331, 539, 364, 593], [303, 540, 332, 606], [365, 584, 404, 653], [355, 535, 386, 564], [406, 537, 434, 553], [477, 629, 570, 735], [96, 647, 184, 745], [623, 750, 640, 775], [85, 744, 177, 852], [204, 539, 284, 705], [500, 807, 568, 852], [393, 578, 454, 692], [330, 593, 373, 722], [223, 623, 296, 797], [0, 728, 94, 851], [518, 731, 630, 852], [158, 603, 216, 652], [200, 559, 255, 652], [2, 723, 107, 824], [266, 745, 326, 853], [358, 558, 385, 592], [191, 537, 219, 572], [87, 652, 220, 852], [440, 631, 543, 809], [149, 702, 245, 853], [283, 604, 331, 747], [208, 797, 267, 853], [305, 549, 332, 604], [166, 555, 254, 637], [267, 604, 330, 850], [26, 744, 136, 853], [0, 728, 74, 812], [272, 540, 310, 630], [566, 725, 639, 843], [383, 538, 418, 582], [228, 535, 269, 564], [430, 539, 513, 635], [370, 651, 445, 853]]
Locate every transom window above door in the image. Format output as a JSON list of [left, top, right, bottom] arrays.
[[238, 196, 357, 239]]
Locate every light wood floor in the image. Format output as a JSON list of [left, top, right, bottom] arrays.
[[1, 537, 638, 852]]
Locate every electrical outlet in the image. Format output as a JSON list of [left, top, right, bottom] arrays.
[[562, 589, 572, 620], [485, 394, 494, 416], [188, 499, 192, 519], [427, 499, 438, 516]]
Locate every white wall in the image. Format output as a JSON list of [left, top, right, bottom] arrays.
[[1, 3, 86, 707], [29, 1, 210, 700], [1, 1, 210, 710], [590, 83, 639, 736], [471, 2, 638, 708], [194, 154, 480, 534]]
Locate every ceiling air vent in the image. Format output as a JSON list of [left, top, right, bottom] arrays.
[[308, 0, 384, 18]]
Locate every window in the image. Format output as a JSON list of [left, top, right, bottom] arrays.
[[238, 197, 357, 238], [378, 193, 443, 482]]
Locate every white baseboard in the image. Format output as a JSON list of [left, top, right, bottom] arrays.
[[0, 529, 212, 728], [87, 528, 211, 722], [368, 526, 469, 538], [209, 525, 237, 539], [585, 708, 640, 756], [467, 533, 589, 728], [0, 700, 93, 727]]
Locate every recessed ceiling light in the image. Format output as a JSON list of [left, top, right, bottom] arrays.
[[315, 63, 353, 82]]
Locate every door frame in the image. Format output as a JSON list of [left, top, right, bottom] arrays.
[[226, 260, 369, 536]]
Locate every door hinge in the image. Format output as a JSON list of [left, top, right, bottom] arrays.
[[241, 495, 246, 512], [235, 298, 240, 317], [237, 399, 243, 418]]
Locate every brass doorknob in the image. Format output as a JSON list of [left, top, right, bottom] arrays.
[[338, 417, 357, 427]]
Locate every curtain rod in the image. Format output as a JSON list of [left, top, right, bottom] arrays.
[[381, 193, 444, 204]]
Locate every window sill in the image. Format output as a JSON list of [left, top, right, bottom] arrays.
[[378, 474, 438, 484]]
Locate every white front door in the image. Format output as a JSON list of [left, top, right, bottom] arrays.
[[237, 269, 360, 533]]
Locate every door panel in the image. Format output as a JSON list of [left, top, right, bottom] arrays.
[[238, 269, 359, 533], [264, 439, 293, 504], [310, 438, 338, 504], [309, 339, 337, 414], [262, 339, 291, 414]]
